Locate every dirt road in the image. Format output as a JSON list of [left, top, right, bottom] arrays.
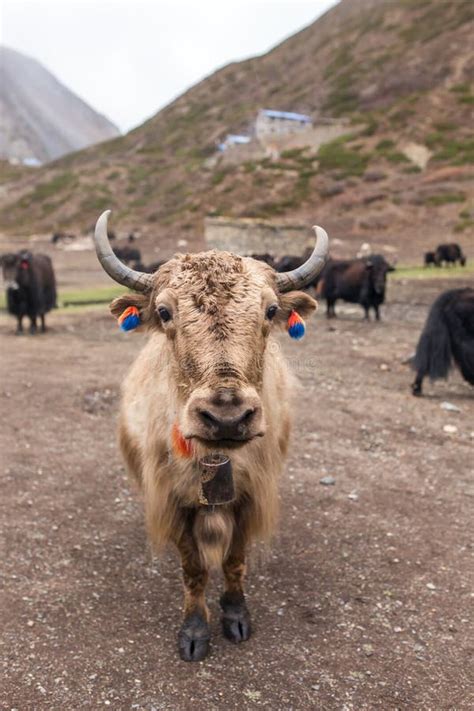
[[1, 276, 473, 710]]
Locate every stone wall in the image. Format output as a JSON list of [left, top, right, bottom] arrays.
[[204, 216, 313, 256], [261, 121, 351, 154]]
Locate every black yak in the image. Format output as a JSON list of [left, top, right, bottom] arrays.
[[132, 259, 167, 274], [318, 255, 394, 320], [1, 251, 57, 334], [411, 288, 474, 396], [434, 243, 466, 267], [424, 251, 436, 267], [248, 253, 276, 268], [275, 247, 312, 274], [112, 245, 141, 264]]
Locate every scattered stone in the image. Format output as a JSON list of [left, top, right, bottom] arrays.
[[243, 689, 261, 701], [362, 644, 374, 657], [401, 141, 432, 169], [320, 475, 336, 486], [319, 183, 345, 198], [379, 363, 389, 371], [363, 170, 386, 183], [363, 192, 386, 205], [440, 402, 461, 413], [426, 582, 436, 590], [27, 620, 34, 627], [443, 424, 458, 434], [82, 388, 117, 415], [348, 491, 359, 501]]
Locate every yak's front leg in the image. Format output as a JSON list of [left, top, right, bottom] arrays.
[[221, 530, 251, 644], [412, 371, 423, 396], [176, 522, 210, 662]]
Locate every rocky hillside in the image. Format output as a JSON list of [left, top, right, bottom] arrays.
[[0, 46, 119, 164], [0, 0, 472, 260]]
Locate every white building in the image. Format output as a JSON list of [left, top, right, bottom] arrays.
[[255, 109, 312, 139]]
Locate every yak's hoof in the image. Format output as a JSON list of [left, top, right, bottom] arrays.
[[178, 613, 210, 662], [220, 592, 251, 644], [412, 382, 422, 397]]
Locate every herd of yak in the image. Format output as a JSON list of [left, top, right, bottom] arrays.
[[1, 238, 472, 397]]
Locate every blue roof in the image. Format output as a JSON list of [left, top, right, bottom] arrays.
[[262, 109, 312, 123]]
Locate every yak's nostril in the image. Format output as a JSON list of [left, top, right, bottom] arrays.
[[240, 408, 255, 425], [199, 410, 220, 427]]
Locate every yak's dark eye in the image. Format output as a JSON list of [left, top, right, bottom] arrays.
[[266, 304, 278, 321], [158, 306, 172, 323]]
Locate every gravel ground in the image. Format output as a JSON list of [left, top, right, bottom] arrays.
[[1, 276, 473, 710]]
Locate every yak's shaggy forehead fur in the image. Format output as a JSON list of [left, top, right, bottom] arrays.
[[156, 251, 274, 317], [151, 251, 277, 390]]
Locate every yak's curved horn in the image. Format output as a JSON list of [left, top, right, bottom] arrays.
[[93, 210, 153, 293], [276, 225, 329, 292]]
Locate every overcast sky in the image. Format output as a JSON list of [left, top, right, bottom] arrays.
[[2, 0, 337, 133]]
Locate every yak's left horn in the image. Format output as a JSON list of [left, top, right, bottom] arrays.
[[93, 210, 154, 293], [276, 225, 329, 292]]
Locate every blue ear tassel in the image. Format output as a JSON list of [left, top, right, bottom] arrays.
[[118, 306, 140, 331], [287, 310, 305, 340]]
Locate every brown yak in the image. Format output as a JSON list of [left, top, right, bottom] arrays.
[[93, 210, 328, 661]]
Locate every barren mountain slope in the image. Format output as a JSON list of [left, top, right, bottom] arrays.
[[0, 0, 472, 260], [0, 46, 120, 164]]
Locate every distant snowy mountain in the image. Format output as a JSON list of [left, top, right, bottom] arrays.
[[0, 46, 120, 164]]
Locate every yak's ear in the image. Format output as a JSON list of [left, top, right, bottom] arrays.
[[276, 291, 318, 325], [109, 292, 152, 328]]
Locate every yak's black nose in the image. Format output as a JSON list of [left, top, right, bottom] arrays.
[[197, 407, 256, 441], [186, 386, 265, 443]]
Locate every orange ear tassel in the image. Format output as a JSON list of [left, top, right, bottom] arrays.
[[172, 423, 193, 458]]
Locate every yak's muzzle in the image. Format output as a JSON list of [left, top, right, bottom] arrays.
[[184, 386, 265, 443]]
